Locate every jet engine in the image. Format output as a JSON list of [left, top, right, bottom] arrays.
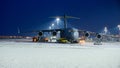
[[52, 31, 57, 36], [94, 34, 102, 45], [84, 32, 90, 37], [96, 34, 102, 39], [38, 31, 43, 36]]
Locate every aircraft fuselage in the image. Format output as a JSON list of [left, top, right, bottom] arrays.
[[60, 28, 79, 42]]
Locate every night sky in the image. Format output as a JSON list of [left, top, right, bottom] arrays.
[[0, 0, 120, 35]]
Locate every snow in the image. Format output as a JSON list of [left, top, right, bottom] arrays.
[[0, 39, 120, 68]]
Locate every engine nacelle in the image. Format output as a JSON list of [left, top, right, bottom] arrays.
[[38, 31, 43, 36], [96, 34, 102, 39], [52, 31, 57, 36], [84, 32, 90, 37]]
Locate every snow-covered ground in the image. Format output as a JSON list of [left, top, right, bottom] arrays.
[[0, 39, 120, 68]]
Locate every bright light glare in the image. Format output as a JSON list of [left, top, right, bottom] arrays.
[[56, 18, 60, 25], [117, 25, 120, 30], [49, 26, 51, 29], [52, 23, 54, 26], [56, 18, 60, 21], [104, 27, 108, 32]]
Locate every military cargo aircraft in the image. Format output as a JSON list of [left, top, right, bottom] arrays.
[[19, 14, 119, 45], [25, 14, 102, 43]]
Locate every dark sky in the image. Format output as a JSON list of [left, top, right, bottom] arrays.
[[0, 0, 120, 35]]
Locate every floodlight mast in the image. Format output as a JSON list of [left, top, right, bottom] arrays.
[[49, 14, 80, 29], [118, 25, 120, 35]]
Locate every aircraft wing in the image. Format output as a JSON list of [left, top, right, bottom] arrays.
[[20, 29, 63, 34], [100, 34, 120, 38], [32, 29, 62, 32], [78, 30, 98, 35], [78, 29, 120, 39]]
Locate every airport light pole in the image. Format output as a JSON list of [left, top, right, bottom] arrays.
[[56, 18, 60, 29], [49, 26, 51, 29], [51, 23, 54, 29], [117, 25, 120, 35], [104, 27, 108, 35], [56, 18, 60, 22], [117, 25, 120, 42]]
